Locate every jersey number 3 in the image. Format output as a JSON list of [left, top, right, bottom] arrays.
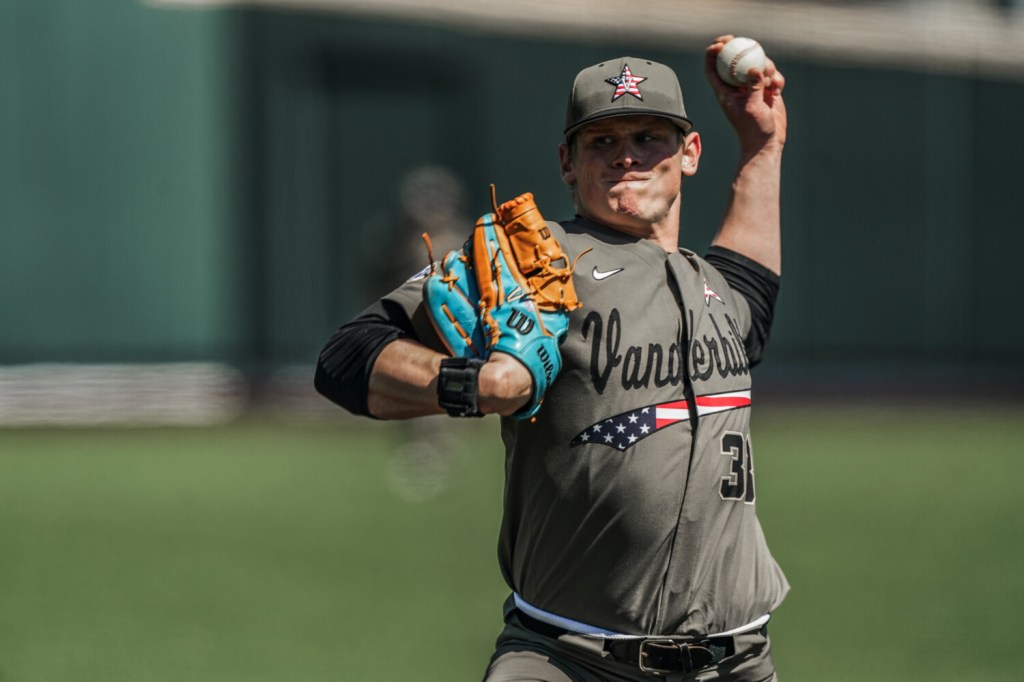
[[719, 432, 755, 504]]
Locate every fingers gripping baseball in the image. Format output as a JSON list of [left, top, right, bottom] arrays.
[[706, 35, 787, 149]]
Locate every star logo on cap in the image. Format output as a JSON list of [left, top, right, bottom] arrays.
[[605, 64, 646, 101]]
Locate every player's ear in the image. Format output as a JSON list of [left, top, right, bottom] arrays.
[[558, 142, 576, 185], [681, 131, 701, 177]]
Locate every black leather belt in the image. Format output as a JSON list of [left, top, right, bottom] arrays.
[[514, 610, 736, 676]]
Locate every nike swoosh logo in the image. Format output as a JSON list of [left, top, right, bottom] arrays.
[[592, 266, 624, 281]]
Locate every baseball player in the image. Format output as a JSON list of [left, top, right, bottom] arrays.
[[315, 35, 788, 681]]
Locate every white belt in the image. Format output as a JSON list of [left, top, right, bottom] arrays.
[[513, 592, 770, 640]]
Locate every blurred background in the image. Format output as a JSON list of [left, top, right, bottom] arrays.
[[1, 0, 1023, 680]]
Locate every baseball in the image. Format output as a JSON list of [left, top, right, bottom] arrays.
[[716, 37, 767, 86]]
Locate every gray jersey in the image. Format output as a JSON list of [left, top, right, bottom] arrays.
[[388, 215, 788, 638]]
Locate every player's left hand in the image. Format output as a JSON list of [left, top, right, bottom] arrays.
[[705, 35, 787, 153]]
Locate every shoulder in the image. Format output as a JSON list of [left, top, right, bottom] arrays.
[[545, 217, 592, 263], [682, 248, 728, 284]]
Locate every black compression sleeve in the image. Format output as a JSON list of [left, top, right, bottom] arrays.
[[313, 299, 415, 417], [704, 246, 780, 367]]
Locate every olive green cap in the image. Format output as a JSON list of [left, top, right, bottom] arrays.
[[564, 57, 692, 138]]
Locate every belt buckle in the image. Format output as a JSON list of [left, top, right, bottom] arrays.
[[637, 638, 690, 676]]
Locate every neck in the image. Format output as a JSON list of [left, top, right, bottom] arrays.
[[647, 223, 680, 253], [578, 201, 681, 253]]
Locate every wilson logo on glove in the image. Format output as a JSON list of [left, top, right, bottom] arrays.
[[422, 186, 588, 419], [507, 310, 536, 335]]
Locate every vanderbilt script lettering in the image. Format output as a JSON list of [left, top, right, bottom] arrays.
[[582, 308, 749, 394]]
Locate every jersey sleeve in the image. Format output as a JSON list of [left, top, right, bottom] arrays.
[[313, 275, 442, 417], [703, 246, 780, 367]]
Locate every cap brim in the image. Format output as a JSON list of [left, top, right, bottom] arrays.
[[565, 110, 693, 138]]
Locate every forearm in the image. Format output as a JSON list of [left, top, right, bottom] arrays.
[[367, 340, 533, 419], [711, 142, 783, 275], [366, 339, 445, 419]]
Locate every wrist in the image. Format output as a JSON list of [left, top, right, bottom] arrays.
[[436, 357, 486, 418], [738, 136, 785, 164]]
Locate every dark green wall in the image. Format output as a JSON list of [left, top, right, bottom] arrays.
[[3, 4, 1022, 388], [0, 0, 239, 362]]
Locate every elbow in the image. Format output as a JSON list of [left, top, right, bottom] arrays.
[[313, 342, 374, 417], [313, 310, 408, 418], [312, 358, 338, 402]]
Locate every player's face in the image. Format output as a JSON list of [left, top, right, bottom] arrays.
[[560, 116, 700, 238]]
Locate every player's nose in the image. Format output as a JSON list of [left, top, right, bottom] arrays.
[[612, 142, 642, 168]]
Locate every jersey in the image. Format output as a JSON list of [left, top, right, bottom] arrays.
[[384, 215, 788, 638]]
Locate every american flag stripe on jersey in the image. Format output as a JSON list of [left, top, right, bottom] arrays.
[[695, 391, 753, 416], [570, 390, 751, 451]]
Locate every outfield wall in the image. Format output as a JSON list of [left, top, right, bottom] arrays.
[[2, 2, 1022, 389]]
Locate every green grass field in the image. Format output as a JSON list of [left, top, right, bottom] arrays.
[[1, 402, 1022, 681]]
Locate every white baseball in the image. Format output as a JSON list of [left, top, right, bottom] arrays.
[[716, 37, 767, 86]]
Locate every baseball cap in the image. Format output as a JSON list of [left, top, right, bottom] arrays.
[[564, 57, 692, 138]]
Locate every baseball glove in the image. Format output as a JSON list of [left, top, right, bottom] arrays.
[[422, 186, 584, 419]]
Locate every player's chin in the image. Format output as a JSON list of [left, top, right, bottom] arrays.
[[606, 193, 650, 220]]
